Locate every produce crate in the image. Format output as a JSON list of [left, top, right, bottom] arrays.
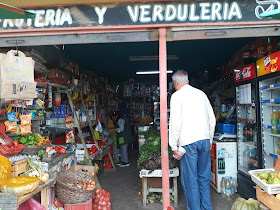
[[249, 168, 280, 194], [217, 123, 236, 134], [11, 159, 28, 177], [256, 185, 280, 210]]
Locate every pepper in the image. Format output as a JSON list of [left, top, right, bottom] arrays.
[[55, 146, 66, 154]]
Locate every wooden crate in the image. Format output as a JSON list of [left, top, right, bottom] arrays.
[[11, 159, 28, 177]]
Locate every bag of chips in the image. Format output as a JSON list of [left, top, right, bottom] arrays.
[[4, 120, 17, 132], [20, 114, 32, 125], [65, 130, 75, 144], [19, 125, 32, 135]]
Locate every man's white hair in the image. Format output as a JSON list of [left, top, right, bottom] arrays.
[[172, 70, 189, 84]]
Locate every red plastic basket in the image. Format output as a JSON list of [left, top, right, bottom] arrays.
[[0, 123, 24, 157], [102, 154, 112, 169]]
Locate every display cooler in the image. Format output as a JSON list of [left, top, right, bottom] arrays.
[[235, 63, 261, 199], [257, 51, 280, 169]]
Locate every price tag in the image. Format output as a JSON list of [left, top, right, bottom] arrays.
[[270, 84, 275, 88], [271, 99, 275, 103]]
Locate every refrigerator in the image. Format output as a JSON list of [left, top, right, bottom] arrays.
[[257, 51, 280, 170], [210, 138, 237, 193], [235, 63, 261, 199]]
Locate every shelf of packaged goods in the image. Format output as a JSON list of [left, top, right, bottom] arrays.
[[236, 103, 252, 106], [239, 141, 257, 148], [237, 118, 256, 124], [238, 165, 249, 174], [261, 83, 280, 91], [269, 134, 280, 138], [263, 125, 280, 131], [262, 98, 280, 105], [264, 152, 279, 159]]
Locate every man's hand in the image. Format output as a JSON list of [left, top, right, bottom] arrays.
[[173, 150, 184, 160]]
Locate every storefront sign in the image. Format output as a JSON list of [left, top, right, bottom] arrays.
[[257, 51, 280, 77], [234, 63, 256, 83], [0, 0, 279, 29]]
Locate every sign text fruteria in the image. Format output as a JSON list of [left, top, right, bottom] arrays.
[[0, 0, 278, 29]]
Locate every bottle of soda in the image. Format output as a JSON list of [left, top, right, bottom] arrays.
[[243, 125, 248, 142], [226, 178, 232, 200], [230, 177, 235, 198], [220, 177, 226, 198]]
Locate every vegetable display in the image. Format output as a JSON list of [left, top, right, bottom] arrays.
[[92, 188, 111, 210], [0, 176, 40, 196], [15, 134, 51, 146], [0, 156, 12, 179], [138, 128, 174, 170], [22, 158, 49, 182]]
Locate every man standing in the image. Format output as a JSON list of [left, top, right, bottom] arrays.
[[169, 71, 216, 210]]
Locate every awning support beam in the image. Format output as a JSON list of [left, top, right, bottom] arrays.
[[159, 28, 173, 210]]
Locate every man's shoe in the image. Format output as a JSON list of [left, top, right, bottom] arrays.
[[115, 162, 121, 166], [120, 162, 130, 167]]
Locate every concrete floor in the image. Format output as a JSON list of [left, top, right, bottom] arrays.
[[99, 151, 237, 210]]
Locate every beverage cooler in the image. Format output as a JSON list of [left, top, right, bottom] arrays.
[[257, 51, 280, 169], [235, 63, 260, 199]]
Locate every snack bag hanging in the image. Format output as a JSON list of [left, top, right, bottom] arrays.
[[19, 124, 32, 135], [4, 120, 17, 132], [20, 114, 32, 125], [65, 130, 75, 144], [7, 112, 19, 122]]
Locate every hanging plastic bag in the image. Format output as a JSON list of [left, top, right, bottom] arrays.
[[18, 198, 45, 210], [65, 130, 75, 144], [20, 124, 32, 135], [7, 112, 19, 122]]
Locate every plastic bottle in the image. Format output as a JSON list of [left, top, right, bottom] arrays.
[[226, 178, 232, 200], [271, 110, 279, 134], [230, 177, 235, 198], [220, 177, 226, 198]]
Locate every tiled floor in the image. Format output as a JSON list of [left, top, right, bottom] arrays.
[[99, 151, 236, 209]]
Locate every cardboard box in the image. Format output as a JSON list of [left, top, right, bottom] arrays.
[[68, 165, 97, 178], [256, 185, 280, 210], [141, 177, 172, 189]]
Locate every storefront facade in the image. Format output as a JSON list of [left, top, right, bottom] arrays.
[[1, 1, 280, 209]]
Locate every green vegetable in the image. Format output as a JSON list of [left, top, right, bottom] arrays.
[[16, 136, 27, 144], [231, 198, 260, 210], [38, 150, 46, 158]]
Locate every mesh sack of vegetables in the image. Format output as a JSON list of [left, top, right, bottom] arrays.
[[56, 170, 96, 204], [231, 198, 260, 210]]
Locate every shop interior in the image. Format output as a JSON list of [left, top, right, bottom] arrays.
[[1, 34, 280, 209]]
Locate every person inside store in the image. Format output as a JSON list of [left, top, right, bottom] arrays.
[[109, 111, 133, 167], [169, 70, 216, 210]]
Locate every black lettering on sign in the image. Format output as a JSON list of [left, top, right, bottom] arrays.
[[12, 84, 16, 94], [12, 84, 27, 94]]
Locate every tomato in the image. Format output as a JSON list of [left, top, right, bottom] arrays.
[[55, 146, 66, 154], [89, 150, 94, 155]]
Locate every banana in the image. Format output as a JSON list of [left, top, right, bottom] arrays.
[[85, 94, 91, 103], [6, 104, 12, 113], [94, 130, 100, 140], [72, 91, 79, 101]]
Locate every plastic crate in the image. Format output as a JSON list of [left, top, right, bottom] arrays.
[[64, 199, 92, 210], [0, 123, 24, 157], [102, 154, 112, 169], [139, 168, 179, 178], [249, 168, 280, 194], [217, 123, 236, 134]]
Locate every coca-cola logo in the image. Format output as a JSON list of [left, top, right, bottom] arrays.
[[235, 66, 252, 81]]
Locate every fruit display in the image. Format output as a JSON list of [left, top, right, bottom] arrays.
[[254, 171, 280, 184]]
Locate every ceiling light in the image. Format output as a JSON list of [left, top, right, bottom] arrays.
[[136, 70, 173, 75], [129, 55, 178, 61]]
